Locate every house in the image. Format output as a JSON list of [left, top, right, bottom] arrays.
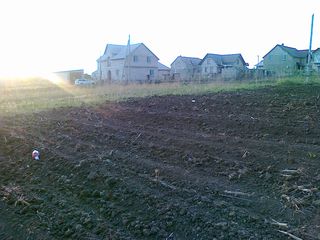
[[253, 60, 268, 78], [312, 48, 320, 73], [263, 44, 309, 76], [53, 69, 84, 84], [96, 43, 160, 83], [170, 56, 201, 82], [158, 62, 170, 82], [199, 53, 248, 80], [255, 60, 264, 69]]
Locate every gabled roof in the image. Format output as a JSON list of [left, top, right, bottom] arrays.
[[199, 53, 247, 66], [255, 60, 264, 68], [109, 43, 141, 60], [104, 44, 124, 56], [263, 44, 309, 59], [312, 48, 320, 54], [171, 56, 201, 66], [158, 62, 170, 70], [98, 43, 159, 61]]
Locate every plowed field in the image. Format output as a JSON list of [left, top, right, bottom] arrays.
[[1, 82, 320, 239]]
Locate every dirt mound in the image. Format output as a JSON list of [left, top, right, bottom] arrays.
[[1, 83, 320, 239]]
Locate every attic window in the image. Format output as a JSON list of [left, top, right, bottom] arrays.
[[147, 56, 151, 63], [133, 55, 138, 62], [282, 55, 287, 61]]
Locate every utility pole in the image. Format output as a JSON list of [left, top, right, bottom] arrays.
[[99, 55, 102, 82], [307, 14, 314, 77], [126, 35, 131, 84], [255, 55, 260, 83]]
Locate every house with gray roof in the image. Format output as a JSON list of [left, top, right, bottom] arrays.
[[263, 44, 311, 76], [311, 48, 320, 73], [170, 56, 201, 82], [96, 43, 160, 83], [199, 53, 248, 80]]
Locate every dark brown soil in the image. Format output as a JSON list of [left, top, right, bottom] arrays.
[[1, 83, 320, 239]]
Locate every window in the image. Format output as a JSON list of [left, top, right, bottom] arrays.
[[207, 59, 211, 64], [149, 69, 154, 76], [147, 56, 151, 63], [116, 69, 120, 76], [133, 55, 138, 62], [204, 67, 207, 73], [282, 55, 287, 61]]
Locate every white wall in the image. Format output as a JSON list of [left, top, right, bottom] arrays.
[[170, 57, 189, 81], [200, 58, 219, 75], [125, 44, 159, 82], [97, 44, 160, 82]]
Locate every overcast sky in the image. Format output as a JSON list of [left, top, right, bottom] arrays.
[[0, 0, 319, 77]]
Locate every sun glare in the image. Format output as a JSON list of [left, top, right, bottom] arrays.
[[41, 73, 66, 85]]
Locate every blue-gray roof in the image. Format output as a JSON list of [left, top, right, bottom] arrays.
[[255, 60, 264, 68], [158, 62, 170, 70], [171, 56, 201, 66], [109, 43, 141, 60], [263, 44, 309, 59], [98, 43, 159, 61], [199, 53, 246, 66]]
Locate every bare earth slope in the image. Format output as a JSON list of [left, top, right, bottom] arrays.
[[1, 83, 320, 239]]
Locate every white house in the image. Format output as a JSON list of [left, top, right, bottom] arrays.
[[96, 43, 160, 83]]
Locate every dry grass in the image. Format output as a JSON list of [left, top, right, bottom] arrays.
[[0, 77, 292, 116]]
